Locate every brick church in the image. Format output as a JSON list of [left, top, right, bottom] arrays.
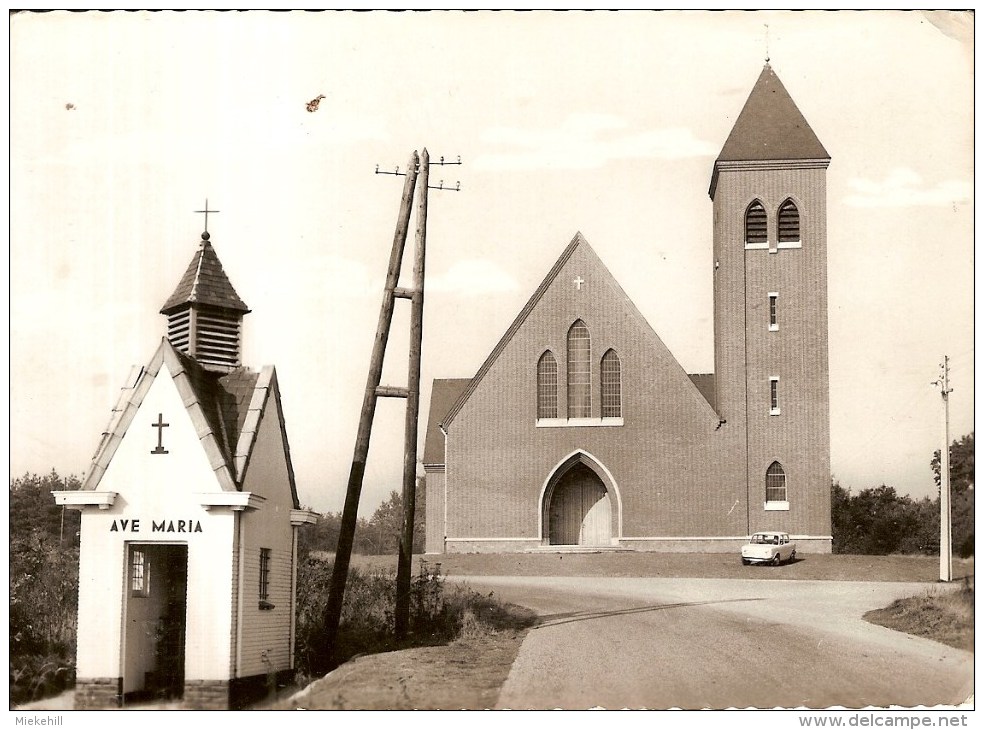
[[423, 64, 833, 554]]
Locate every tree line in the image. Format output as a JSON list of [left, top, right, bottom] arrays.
[[297, 482, 427, 561], [831, 433, 974, 557]]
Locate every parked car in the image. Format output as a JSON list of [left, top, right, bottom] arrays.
[[741, 531, 796, 565]]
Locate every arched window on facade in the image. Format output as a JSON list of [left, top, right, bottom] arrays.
[[601, 349, 621, 419], [766, 461, 787, 503], [567, 320, 591, 418], [778, 199, 800, 243], [745, 200, 768, 245], [537, 351, 558, 420]]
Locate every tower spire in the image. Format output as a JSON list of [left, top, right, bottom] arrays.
[[160, 218, 249, 372]]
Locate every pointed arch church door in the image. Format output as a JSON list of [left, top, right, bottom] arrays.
[[548, 464, 611, 546]]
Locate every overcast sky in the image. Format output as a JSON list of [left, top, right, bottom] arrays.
[[10, 11, 974, 516]]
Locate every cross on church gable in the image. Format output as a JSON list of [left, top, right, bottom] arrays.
[[573, 276, 585, 291]]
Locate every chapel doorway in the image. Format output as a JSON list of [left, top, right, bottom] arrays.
[[122, 543, 188, 703], [547, 463, 612, 545]]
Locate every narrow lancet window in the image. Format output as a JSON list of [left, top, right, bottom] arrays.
[[567, 321, 591, 418], [601, 349, 622, 418], [537, 351, 559, 419], [766, 462, 787, 503]]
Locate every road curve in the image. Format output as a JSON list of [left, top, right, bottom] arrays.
[[453, 576, 973, 710]]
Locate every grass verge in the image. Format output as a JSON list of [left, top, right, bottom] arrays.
[[863, 579, 974, 651], [278, 624, 531, 710], [278, 558, 536, 709]]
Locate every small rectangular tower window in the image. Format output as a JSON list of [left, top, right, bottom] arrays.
[[768, 293, 779, 331], [769, 377, 781, 415]]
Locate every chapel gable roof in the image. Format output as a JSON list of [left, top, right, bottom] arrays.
[[423, 378, 471, 467], [160, 238, 250, 315], [81, 338, 297, 506]]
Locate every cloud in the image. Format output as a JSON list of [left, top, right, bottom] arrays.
[[426, 259, 520, 296], [474, 113, 717, 171], [844, 168, 972, 208]]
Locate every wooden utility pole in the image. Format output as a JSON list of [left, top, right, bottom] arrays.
[[933, 355, 953, 582], [323, 149, 460, 658], [323, 151, 420, 658], [395, 149, 429, 639]]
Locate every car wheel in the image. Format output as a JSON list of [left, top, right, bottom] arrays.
[[788, 550, 796, 564], [741, 558, 750, 565], [772, 553, 781, 566]]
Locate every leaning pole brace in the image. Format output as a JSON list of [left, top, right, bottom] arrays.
[[323, 151, 420, 659]]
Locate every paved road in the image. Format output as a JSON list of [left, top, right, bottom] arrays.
[[454, 576, 974, 710]]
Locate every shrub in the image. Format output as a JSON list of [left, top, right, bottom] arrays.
[[293, 558, 534, 681], [9, 655, 76, 707]]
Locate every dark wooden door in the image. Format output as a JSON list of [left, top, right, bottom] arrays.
[[549, 466, 611, 546]]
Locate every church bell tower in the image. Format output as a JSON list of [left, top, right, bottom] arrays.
[[710, 64, 832, 544], [159, 230, 250, 372]]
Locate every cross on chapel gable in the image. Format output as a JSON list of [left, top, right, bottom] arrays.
[[151, 413, 169, 455], [573, 276, 585, 291]]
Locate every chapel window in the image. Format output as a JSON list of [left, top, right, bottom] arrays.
[[601, 349, 622, 419], [768, 293, 779, 331], [131, 549, 148, 596], [567, 320, 592, 418], [745, 200, 768, 245], [778, 199, 800, 243], [259, 548, 272, 609], [769, 376, 781, 415], [537, 351, 559, 419], [766, 462, 787, 504]]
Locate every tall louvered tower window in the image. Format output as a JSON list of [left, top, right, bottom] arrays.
[[778, 199, 800, 242], [745, 200, 768, 244], [536, 351, 558, 419], [567, 320, 591, 418], [166, 307, 192, 353], [601, 349, 621, 418], [766, 462, 787, 503], [194, 305, 242, 369]]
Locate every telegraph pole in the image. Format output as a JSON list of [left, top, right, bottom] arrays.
[[932, 355, 953, 582], [324, 150, 461, 658], [395, 150, 461, 639]]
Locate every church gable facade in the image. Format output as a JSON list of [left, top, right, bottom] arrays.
[[426, 65, 832, 554]]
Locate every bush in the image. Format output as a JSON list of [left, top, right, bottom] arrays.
[[9, 472, 81, 706], [293, 558, 534, 681], [9, 655, 76, 707]]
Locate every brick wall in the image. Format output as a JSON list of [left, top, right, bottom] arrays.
[[445, 240, 751, 546], [74, 677, 122, 709], [183, 679, 230, 710]]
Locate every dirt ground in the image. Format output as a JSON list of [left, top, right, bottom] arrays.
[[274, 630, 529, 711]]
